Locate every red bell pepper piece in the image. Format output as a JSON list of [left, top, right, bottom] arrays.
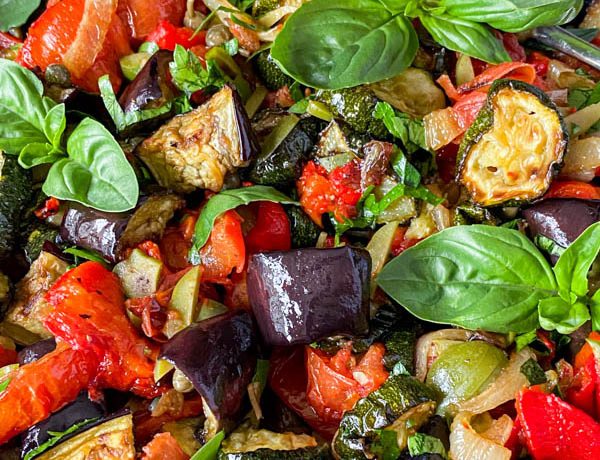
[[44, 262, 161, 398], [527, 52, 551, 78], [269, 347, 339, 440], [566, 354, 597, 418], [245, 202, 291, 254], [0, 343, 97, 444], [390, 227, 421, 257], [545, 180, 600, 200], [141, 432, 189, 460], [0, 345, 17, 369], [199, 210, 246, 281], [516, 388, 600, 459], [306, 344, 388, 424], [146, 20, 206, 51]]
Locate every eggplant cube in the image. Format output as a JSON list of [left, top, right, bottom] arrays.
[[247, 247, 371, 346], [137, 85, 258, 193]]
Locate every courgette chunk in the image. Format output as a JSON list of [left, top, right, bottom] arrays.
[[332, 375, 437, 460], [458, 80, 567, 206]]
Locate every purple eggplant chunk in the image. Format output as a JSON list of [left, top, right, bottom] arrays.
[[17, 338, 56, 365], [60, 194, 184, 262], [247, 247, 371, 347], [119, 50, 175, 114], [160, 310, 256, 422], [523, 199, 600, 248], [21, 392, 107, 458]]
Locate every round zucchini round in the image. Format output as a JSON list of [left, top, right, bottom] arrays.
[[457, 79, 568, 207]]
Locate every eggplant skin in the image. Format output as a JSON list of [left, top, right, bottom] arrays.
[[60, 194, 184, 262], [523, 199, 600, 248], [21, 392, 106, 459], [247, 247, 371, 347], [458, 79, 567, 207], [137, 85, 259, 193], [160, 311, 257, 422], [17, 338, 56, 365]]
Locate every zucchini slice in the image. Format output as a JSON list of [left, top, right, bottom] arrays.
[[457, 80, 567, 206], [332, 374, 437, 460]]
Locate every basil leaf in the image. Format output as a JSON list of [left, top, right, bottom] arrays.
[[98, 75, 187, 134], [538, 296, 590, 334], [568, 82, 600, 110], [441, 0, 583, 33], [169, 45, 226, 96], [515, 329, 538, 351], [420, 13, 510, 64], [374, 101, 427, 154], [0, 0, 41, 31], [190, 430, 225, 460], [23, 417, 99, 460], [377, 225, 557, 333], [271, 0, 418, 89], [371, 429, 402, 460], [43, 103, 67, 150], [189, 185, 297, 262], [408, 433, 448, 459], [0, 59, 56, 154], [43, 118, 139, 212], [18, 142, 63, 168], [591, 289, 600, 331], [553, 222, 600, 300], [63, 247, 108, 266], [391, 150, 421, 188]]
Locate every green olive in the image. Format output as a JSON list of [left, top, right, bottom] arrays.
[[426, 341, 507, 415]]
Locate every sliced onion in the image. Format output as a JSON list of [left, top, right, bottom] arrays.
[[457, 347, 536, 414], [560, 137, 600, 182], [480, 414, 514, 446], [415, 329, 509, 382], [547, 59, 596, 90], [546, 89, 569, 107], [257, 5, 298, 27], [450, 412, 512, 460], [565, 103, 600, 136], [424, 108, 463, 151]]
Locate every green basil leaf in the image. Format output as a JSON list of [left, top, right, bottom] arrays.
[[568, 82, 600, 110], [419, 13, 511, 64], [22, 417, 99, 460], [190, 430, 225, 460], [271, 0, 418, 89], [43, 103, 66, 150], [391, 149, 421, 188], [373, 101, 427, 154], [18, 142, 63, 168], [591, 289, 600, 331], [42, 118, 139, 212], [407, 433, 448, 459], [169, 45, 226, 95], [377, 225, 557, 333], [515, 329, 538, 351], [189, 185, 297, 262], [441, 0, 583, 33], [63, 247, 109, 266], [553, 222, 600, 300], [371, 429, 402, 460], [538, 296, 590, 334], [0, 59, 55, 154], [0, 0, 41, 31]]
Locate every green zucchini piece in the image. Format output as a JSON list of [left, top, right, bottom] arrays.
[[254, 51, 294, 90], [332, 375, 438, 459], [284, 206, 320, 248], [218, 426, 330, 460], [457, 79, 567, 206], [167, 265, 202, 336], [245, 118, 325, 187], [0, 154, 33, 260], [23, 224, 59, 265], [113, 248, 163, 299], [0, 272, 10, 319], [316, 87, 388, 139]]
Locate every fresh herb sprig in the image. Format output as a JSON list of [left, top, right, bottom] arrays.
[[378, 223, 600, 335], [169, 45, 227, 96], [0, 59, 139, 212], [271, 0, 582, 89]]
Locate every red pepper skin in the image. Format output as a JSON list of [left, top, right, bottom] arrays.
[[516, 388, 600, 459], [0, 346, 17, 368], [545, 180, 600, 200], [0, 32, 21, 49], [268, 347, 338, 440], [566, 354, 597, 418], [0, 343, 97, 444], [527, 52, 551, 78], [44, 262, 161, 398], [146, 20, 206, 51], [245, 202, 291, 254]]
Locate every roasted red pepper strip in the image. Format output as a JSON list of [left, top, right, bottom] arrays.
[[0, 346, 17, 368], [566, 353, 597, 418], [0, 343, 97, 444], [141, 432, 189, 460], [545, 180, 600, 200], [516, 388, 600, 459], [146, 20, 206, 51], [245, 202, 291, 254], [44, 262, 161, 398]]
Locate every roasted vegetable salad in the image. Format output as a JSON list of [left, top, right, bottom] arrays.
[[0, 0, 600, 459]]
